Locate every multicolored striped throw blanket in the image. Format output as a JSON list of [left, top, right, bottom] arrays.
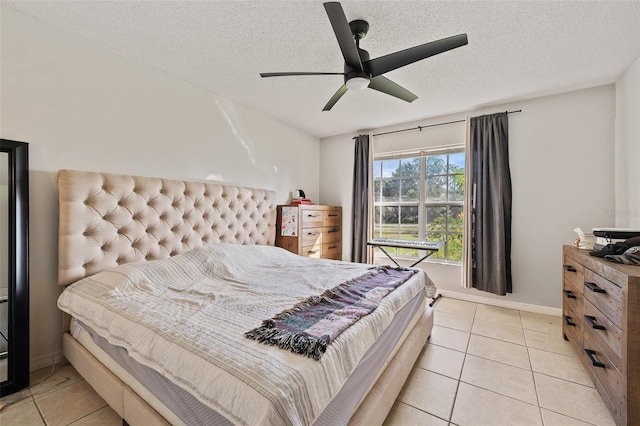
[[245, 266, 418, 360]]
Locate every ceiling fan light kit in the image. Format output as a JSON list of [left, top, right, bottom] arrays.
[[260, 1, 468, 111], [345, 76, 370, 91]]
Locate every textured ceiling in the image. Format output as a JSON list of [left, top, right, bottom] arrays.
[[4, 1, 640, 138]]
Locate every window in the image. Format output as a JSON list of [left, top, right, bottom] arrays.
[[373, 150, 465, 262]]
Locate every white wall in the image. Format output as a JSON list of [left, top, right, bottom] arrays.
[[615, 56, 640, 228], [0, 7, 320, 371], [321, 85, 616, 310]]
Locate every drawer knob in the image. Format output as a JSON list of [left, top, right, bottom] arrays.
[[563, 289, 577, 299], [585, 281, 607, 294], [584, 315, 606, 330], [563, 315, 576, 327], [584, 349, 606, 368], [563, 264, 577, 272]]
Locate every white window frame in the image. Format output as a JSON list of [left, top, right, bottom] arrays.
[[373, 146, 465, 263]]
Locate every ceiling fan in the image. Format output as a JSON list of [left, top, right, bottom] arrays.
[[260, 1, 468, 111]]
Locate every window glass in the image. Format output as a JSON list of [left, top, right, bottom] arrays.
[[449, 152, 465, 174], [426, 206, 447, 231], [382, 180, 399, 202], [448, 206, 464, 232], [426, 176, 447, 202], [448, 175, 464, 201], [381, 206, 399, 226], [381, 160, 399, 178], [373, 161, 382, 179], [401, 178, 419, 201], [373, 150, 465, 263], [447, 233, 464, 261], [426, 154, 447, 175], [400, 157, 420, 177]]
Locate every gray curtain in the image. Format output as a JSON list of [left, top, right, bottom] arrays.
[[351, 134, 370, 263], [470, 112, 512, 295]]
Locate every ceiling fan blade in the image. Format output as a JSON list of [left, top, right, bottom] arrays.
[[365, 33, 468, 77], [260, 72, 344, 77], [323, 85, 348, 111], [323, 2, 363, 70], [368, 76, 418, 103]]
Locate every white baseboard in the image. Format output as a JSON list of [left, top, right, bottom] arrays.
[[437, 289, 562, 317], [30, 351, 64, 372]]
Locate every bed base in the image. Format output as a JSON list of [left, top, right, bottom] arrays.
[[62, 308, 433, 426]]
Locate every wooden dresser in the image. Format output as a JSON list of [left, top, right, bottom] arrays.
[[275, 205, 342, 260], [562, 245, 640, 425]]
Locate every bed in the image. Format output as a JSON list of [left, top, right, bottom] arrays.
[[56, 169, 435, 426]]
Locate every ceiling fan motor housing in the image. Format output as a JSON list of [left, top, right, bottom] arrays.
[[349, 19, 369, 41], [344, 48, 371, 83]]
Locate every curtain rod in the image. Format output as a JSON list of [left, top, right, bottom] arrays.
[[354, 109, 522, 139]]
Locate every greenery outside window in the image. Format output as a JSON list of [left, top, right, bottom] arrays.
[[373, 149, 465, 262]]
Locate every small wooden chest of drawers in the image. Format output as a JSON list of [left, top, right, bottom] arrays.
[[275, 205, 342, 260], [562, 245, 640, 425]]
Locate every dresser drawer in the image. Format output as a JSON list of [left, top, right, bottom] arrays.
[[301, 210, 323, 227], [583, 298, 622, 372], [562, 298, 583, 349], [583, 331, 622, 422], [563, 255, 584, 296], [301, 227, 323, 246], [583, 269, 623, 330], [562, 275, 582, 315], [323, 210, 341, 227], [322, 242, 341, 260], [301, 243, 322, 258], [322, 227, 341, 244]]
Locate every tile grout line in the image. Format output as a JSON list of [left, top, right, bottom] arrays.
[[29, 392, 48, 426], [447, 304, 477, 424], [520, 309, 545, 426], [66, 403, 110, 426]]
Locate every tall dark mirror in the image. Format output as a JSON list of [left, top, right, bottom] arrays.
[[0, 139, 29, 396]]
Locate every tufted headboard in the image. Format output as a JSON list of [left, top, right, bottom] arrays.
[[57, 169, 277, 285]]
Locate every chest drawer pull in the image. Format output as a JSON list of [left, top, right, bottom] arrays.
[[563, 289, 577, 299], [584, 349, 606, 368], [584, 315, 606, 330], [585, 281, 607, 294], [328, 214, 338, 217], [563, 264, 577, 272], [563, 315, 576, 327], [306, 232, 319, 236]]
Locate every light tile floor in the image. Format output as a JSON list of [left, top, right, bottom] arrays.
[[384, 297, 616, 426], [0, 298, 616, 426]]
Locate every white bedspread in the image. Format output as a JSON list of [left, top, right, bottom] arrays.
[[58, 243, 430, 425]]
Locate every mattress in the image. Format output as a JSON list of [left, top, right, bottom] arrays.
[[70, 290, 427, 425], [58, 243, 433, 425]]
